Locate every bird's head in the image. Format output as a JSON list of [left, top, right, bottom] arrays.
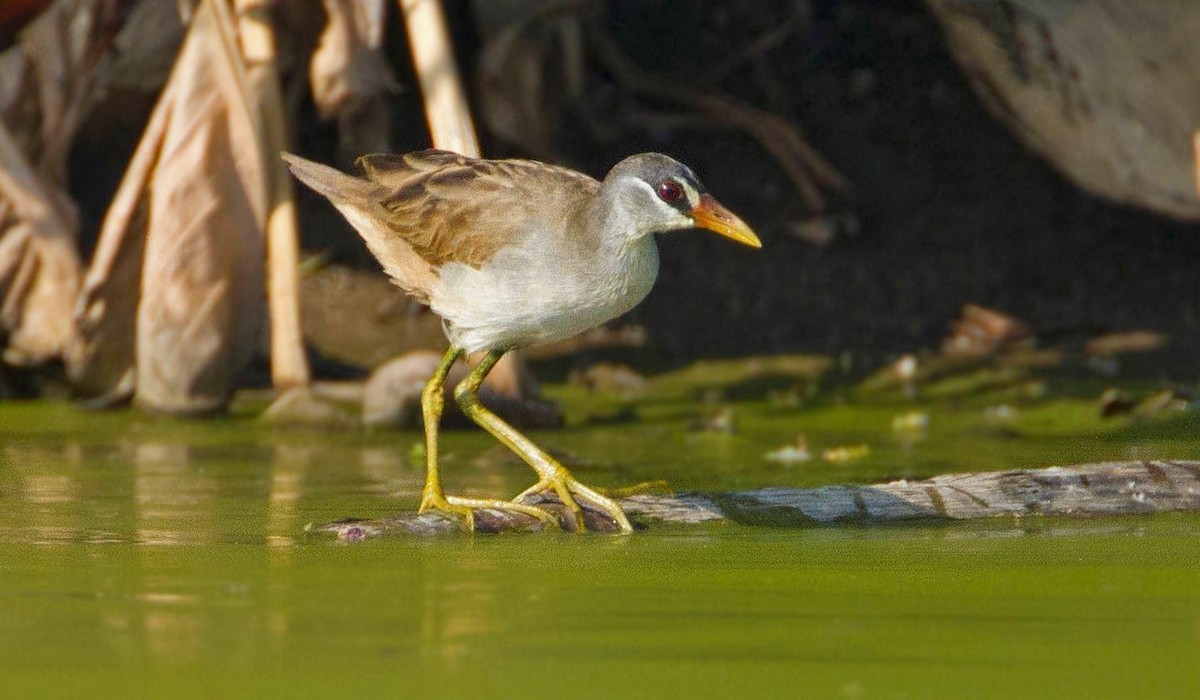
[[601, 153, 762, 248]]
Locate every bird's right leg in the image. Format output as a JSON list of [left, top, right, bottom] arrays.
[[455, 350, 634, 533], [418, 345, 557, 531], [418, 346, 463, 518]]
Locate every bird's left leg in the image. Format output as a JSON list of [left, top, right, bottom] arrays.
[[418, 345, 557, 531], [455, 350, 634, 533]]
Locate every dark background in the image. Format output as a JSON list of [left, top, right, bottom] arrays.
[[76, 0, 1200, 368]]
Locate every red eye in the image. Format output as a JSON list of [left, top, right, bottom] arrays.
[[657, 180, 683, 202]]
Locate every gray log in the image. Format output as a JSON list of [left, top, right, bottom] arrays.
[[924, 0, 1200, 220], [311, 459, 1200, 539]]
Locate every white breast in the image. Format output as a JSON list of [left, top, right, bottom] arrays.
[[430, 235, 659, 353]]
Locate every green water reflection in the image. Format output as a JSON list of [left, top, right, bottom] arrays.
[[1, 391, 1198, 698]]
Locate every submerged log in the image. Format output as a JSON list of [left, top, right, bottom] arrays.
[[313, 459, 1200, 539]]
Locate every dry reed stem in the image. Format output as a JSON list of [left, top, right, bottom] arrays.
[[398, 0, 525, 393], [234, 0, 310, 389]]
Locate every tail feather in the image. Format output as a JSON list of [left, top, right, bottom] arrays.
[[281, 151, 437, 303], [281, 152, 378, 202]]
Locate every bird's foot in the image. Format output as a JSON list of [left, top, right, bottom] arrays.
[[514, 470, 635, 533], [419, 492, 558, 532]]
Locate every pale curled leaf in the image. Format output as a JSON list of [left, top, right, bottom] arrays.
[[310, 0, 393, 118], [0, 223, 79, 365], [0, 0, 128, 365], [64, 96, 165, 398], [0, 117, 80, 365], [309, 0, 393, 157], [5, 0, 126, 181], [69, 0, 268, 412]]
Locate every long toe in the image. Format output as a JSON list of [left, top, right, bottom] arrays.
[[445, 495, 560, 531], [420, 494, 558, 532], [592, 479, 673, 498], [516, 474, 635, 533], [419, 494, 477, 531]]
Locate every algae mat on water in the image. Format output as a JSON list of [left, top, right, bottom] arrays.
[[1, 355, 1198, 698]]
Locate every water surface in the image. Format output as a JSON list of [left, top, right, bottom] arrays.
[[2, 384, 1198, 698]]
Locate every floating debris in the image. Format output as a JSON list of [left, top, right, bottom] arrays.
[[979, 404, 1022, 437], [983, 404, 1019, 424], [823, 444, 870, 463], [1099, 388, 1138, 418], [893, 354, 919, 381], [891, 354, 920, 398], [1133, 389, 1194, 420], [892, 411, 930, 432], [1084, 330, 1169, 358], [1100, 387, 1195, 421], [571, 362, 649, 394], [764, 436, 813, 464], [942, 304, 1034, 357], [767, 388, 805, 408], [691, 407, 737, 433]]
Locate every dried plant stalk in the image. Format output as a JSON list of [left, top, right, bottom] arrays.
[[398, 0, 526, 392], [399, 0, 480, 156], [235, 0, 310, 390]]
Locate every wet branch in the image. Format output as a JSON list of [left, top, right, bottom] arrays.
[[312, 459, 1200, 539]]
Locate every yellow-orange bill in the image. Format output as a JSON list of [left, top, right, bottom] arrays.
[[690, 194, 762, 248]]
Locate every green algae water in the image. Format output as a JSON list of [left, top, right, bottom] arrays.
[[2, 364, 1199, 698]]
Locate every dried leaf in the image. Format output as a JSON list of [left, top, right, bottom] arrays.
[[68, 0, 267, 413], [1084, 330, 1169, 357], [103, 0, 189, 92], [0, 122, 79, 364], [0, 0, 126, 365], [5, 0, 126, 179], [941, 304, 1034, 357], [473, 1, 589, 158], [63, 94, 163, 397], [476, 15, 558, 157], [309, 0, 393, 159]]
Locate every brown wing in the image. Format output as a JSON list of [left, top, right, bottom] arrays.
[[357, 149, 601, 269]]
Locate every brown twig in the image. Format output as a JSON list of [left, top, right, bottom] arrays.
[[398, 0, 530, 394], [699, 0, 811, 85], [588, 23, 846, 213]]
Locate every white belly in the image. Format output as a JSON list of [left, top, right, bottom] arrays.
[[430, 238, 659, 353]]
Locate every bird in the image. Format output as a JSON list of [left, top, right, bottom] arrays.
[[283, 149, 761, 532]]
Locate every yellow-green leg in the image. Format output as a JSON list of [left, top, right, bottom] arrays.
[[455, 350, 634, 533], [419, 346, 557, 530]]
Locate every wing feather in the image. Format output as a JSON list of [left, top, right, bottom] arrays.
[[360, 150, 600, 268], [285, 150, 601, 302]]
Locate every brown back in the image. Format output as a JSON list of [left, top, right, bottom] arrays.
[[358, 149, 601, 269]]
